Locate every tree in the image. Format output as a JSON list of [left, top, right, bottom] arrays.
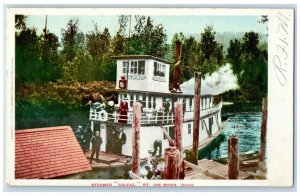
[[85, 25, 114, 82], [15, 15, 42, 84], [227, 39, 242, 74], [60, 19, 85, 80], [130, 16, 168, 58], [15, 15, 63, 84], [148, 23, 168, 57], [130, 15, 146, 55], [199, 25, 224, 76], [226, 31, 267, 101], [61, 19, 85, 61], [200, 26, 217, 61], [86, 25, 111, 58], [15, 15, 27, 30], [112, 31, 126, 55], [16, 27, 41, 84], [40, 29, 62, 82], [181, 36, 200, 82], [111, 15, 130, 55], [86, 25, 102, 58], [118, 15, 130, 36], [242, 31, 260, 59]]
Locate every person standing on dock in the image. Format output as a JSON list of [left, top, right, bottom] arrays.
[[75, 125, 85, 151], [89, 131, 102, 164], [83, 123, 92, 153], [115, 127, 126, 155]]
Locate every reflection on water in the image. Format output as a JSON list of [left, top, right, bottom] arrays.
[[199, 112, 262, 160]]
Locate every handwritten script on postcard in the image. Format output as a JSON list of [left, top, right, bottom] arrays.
[[273, 12, 292, 86]]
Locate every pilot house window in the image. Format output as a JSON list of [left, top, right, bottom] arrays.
[[138, 61, 145, 74], [130, 61, 137, 74], [123, 60, 145, 75], [122, 61, 129, 74], [154, 62, 166, 77]]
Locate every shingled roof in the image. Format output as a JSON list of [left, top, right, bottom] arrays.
[[15, 126, 92, 179]]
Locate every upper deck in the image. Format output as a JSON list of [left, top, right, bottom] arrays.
[[89, 99, 222, 126], [112, 55, 171, 93]]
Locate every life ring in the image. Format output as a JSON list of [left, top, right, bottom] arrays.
[[98, 110, 108, 121]]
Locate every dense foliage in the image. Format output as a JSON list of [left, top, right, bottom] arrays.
[[226, 31, 268, 101]]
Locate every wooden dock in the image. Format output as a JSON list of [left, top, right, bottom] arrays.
[[85, 151, 129, 169], [213, 151, 260, 173], [184, 159, 254, 180]]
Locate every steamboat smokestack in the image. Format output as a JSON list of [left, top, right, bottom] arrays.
[[174, 41, 182, 62], [172, 41, 182, 93]]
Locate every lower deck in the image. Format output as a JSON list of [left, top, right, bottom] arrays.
[[85, 151, 128, 169]]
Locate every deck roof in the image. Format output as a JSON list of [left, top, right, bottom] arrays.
[[15, 126, 92, 179], [111, 55, 173, 64], [116, 89, 213, 98]]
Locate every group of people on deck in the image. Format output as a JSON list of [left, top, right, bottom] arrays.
[[75, 124, 127, 164], [75, 124, 93, 153], [75, 125, 103, 164], [106, 127, 127, 155]]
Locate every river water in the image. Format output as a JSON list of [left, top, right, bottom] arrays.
[[199, 103, 263, 160]]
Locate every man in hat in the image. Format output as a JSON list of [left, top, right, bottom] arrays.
[[75, 125, 85, 151], [90, 131, 102, 164], [115, 127, 126, 155]]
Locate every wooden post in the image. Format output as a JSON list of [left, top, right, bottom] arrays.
[[192, 72, 201, 165], [164, 147, 180, 179], [132, 102, 141, 176], [174, 102, 183, 158], [260, 97, 268, 161], [228, 135, 239, 179], [174, 102, 184, 178]]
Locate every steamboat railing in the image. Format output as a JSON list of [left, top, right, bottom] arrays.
[[89, 101, 222, 126]]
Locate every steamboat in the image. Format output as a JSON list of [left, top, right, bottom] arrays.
[[89, 42, 223, 159]]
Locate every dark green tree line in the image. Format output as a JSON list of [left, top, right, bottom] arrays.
[[15, 15, 61, 84], [227, 31, 267, 101]]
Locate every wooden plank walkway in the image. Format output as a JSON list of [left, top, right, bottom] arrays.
[[85, 151, 128, 169], [213, 151, 260, 173], [184, 159, 253, 180]]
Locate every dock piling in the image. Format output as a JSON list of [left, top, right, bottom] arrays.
[[164, 147, 180, 179], [228, 135, 239, 179], [260, 97, 268, 162], [192, 72, 201, 165], [132, 102, 141, 176], [174, 102, 184, 178]]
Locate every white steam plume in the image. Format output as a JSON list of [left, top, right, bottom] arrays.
[[180, 63, 239, 95]]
